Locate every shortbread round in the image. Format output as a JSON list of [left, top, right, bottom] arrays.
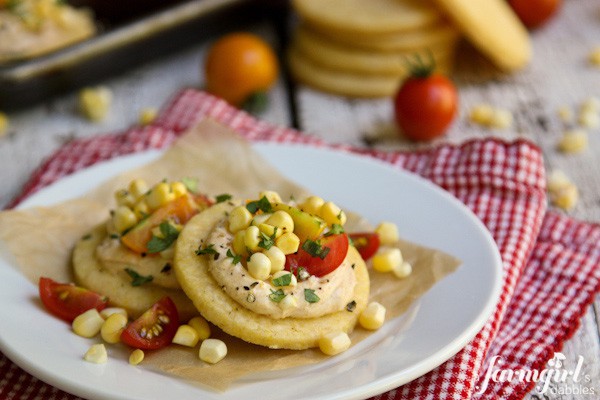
[[73, 224, 198, 321], [174, 202, 370, 350]]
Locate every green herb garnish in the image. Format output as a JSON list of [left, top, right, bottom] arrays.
[[269, 289, 286, 303], [196, 243, 217, 256], [226, 249, 242, 265], [246, 196, 272, 214], [304, 289, 320, 303], [325, 223, 345, 236], [125, 268, 154, 287], [181, 177, 198, 193], [302, 239, 330, 259], [147, 221, 180, 254], [215, 193, 232, 203], [258, 228, 277, 250], [272, 273, 293, 287]]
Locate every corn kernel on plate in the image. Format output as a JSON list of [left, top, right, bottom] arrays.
[[0, 144, 502, 400]]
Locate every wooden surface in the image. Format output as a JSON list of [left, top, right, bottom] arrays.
[[0, 0, 599, 398]]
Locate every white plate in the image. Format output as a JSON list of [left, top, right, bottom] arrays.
[[0, 143, 502, 400]]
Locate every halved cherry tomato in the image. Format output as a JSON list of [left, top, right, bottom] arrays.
[[39, 277, 108, 323], [509, 0, 562, 29], [285, 233, 349, 278], [120, 297, 179, 350], [121, 194, 203, 254], [349, 232, 380, 261]]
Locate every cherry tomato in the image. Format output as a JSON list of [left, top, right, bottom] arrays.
[[39, 277, 108, 323], [121, 297, 179, 350], [394, 72, 458, 141], [285, 233, 349, 278], [509, 0, 562, 29], [349, 232, 380, 261], [205, 32, 279, 107]]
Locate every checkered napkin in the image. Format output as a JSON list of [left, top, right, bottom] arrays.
[[3, 89, 600, 400]]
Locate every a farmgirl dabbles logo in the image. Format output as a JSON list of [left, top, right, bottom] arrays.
[[476, 352, 596, 396]]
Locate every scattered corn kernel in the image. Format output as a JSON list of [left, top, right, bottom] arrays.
[[271, 270, 297, 287], [469, 104, 494, 126], [258, 190, 282, 203], [129, 349, 145, 365], [275, 232, 300, 255], [72, 309, 105, 338], [375, 222, 399, 245], [489, 108, 513, 129], [113, 205, 138, 233], [557, 106, 573, 123], [244, 225, 261, 251], [557, 129, 588, 153], [320, 202, 347, 225], [199, 338, 227, 364], [78, 86, 112, 122], [146, 182, 174, 210], [0, 112, 8, 137], [580, 97, 600, 113], [99, 307, 128, 320], [372, 248, 403, 273], [393, 261, 413, 279], [589, 47, 600, 66], [188, 316, 211, 340], [266, 210, 294, 233], [264, 245, 286, 273], [84, 343, 108, 364], [139, 108, 158, 125], [299, 196, 325, 215], [547, 169, 572, 192], [101, 313, 128, 344], [578, 110, 600, 129], [359, 302, 386, 330], [172, 325, 201, 347], [247, 252, 271, 280], [550, 183, 579, 210], [129, 179, 149, 200], [229, 206, 253, 233], [318, 332, 351, 356]]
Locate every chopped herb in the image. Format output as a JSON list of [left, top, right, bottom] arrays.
[[215, 193, 232, 203], [226, 249, 242, 265], [81, 233, 92, 240], [181, 177, 198, 193], [125, 268, 154, 287], [246, 293, 256, 303], [147, 221, 180, 254], [302, 239, 330, 259], [346, 300, 357, 312], [272, 273, 292, 287], [269, 289, 286, 303], [304, 289, 320, 303], [325, 224, 345, 236], [110, 233, 120, 239], [296, 267, 310, 281], [246, 196, 272, 214], [258, 228, 277, 250], [161, 263, 172, 273], [196, 243, 218, 256], [250, 281, 259, 288]]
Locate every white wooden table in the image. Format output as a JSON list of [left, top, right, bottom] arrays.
[[0, 0, 598, 398]]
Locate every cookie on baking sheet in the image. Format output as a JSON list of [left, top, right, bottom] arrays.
[[293, 25, 456, 76], [173, 202, 371, 350], [287, 46, 453, 98], [72, 224, 198, 321], [292, 0, 443, 36], [433, 0, 531, 71]]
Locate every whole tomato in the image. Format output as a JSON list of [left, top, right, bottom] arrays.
[[508, 0, 562, 29], [393, 67, 458, 141], [205, 32, 279, 108]]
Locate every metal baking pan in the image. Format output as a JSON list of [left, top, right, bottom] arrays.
[[0, 0, 288, 110]]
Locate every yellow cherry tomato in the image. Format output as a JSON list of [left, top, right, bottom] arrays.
[[204, 32, 279, 107]]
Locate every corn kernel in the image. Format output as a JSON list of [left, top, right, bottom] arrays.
[[139, 108, 158, 125], [72, 309, 104, 338], [547, 169, 572, 192], [275, 232, 300, 255], [550, 183, 579, 210], [264, 246, 286, 273], [258, 190, 282, 203], [78, 86, 112, 122], [469, 104, 494, 126], [129, 179, 149, 200], [320, 202, 347, 225], [258, 223, 283, 239], [557, 106, 573, 123], [0, 112, 9, 137], [359, 302, 386, 330], [266, 210, 294, 233], [375, 222, 399, 245], [393, 261, 413, 279], [318, 332, 351, 356], [84, 343, 108, 364], [580, 97, 600, 114], [172, 325, 200, 347], [229, 206, 253, 233], [250, 213, 271, 227], [578, 110, 600, 129], [170, 181, 188, 198], [244, 225, 261, 251], [589, 47, 600, 66], [372, 248, 403, 273], [114, 189, 135, 207], [557, 129, 588, 153], [100, 313, 128, 344], [279, 294, 298, 311], [132, 200, 150, 220], [271, 270, 297, 287], [232, 230, 248, 256], [188, 316, 211, 340], [99, 307, 128, 320], [113, 205, 138, 233], [489, 109, 513, 129], [146, 182, 174, 210], [129, 349, 145, 365], [299, 196, 325, 215], [199, 339, 227, 364], [247, 252, 271, 280]]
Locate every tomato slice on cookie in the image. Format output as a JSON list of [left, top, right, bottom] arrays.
[[286, 233, 349, 277]]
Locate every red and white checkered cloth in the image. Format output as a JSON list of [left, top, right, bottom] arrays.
[[3, 89, 600, 400]]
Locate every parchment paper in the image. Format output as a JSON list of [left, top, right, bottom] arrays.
[[0, 119, 460, 391]]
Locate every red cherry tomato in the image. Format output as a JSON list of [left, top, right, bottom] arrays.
[[349, 232, 380, 261], [285, 233, 349, 277], [39, 277, 108, 323], [121, 297, 179, 350], [509, 0, 562, 29], [394, 72, 458, 141]]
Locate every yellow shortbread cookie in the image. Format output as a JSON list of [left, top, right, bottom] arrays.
[[433, 0, 531, 71], [174, 202, 371, 350], [72, 224, 198, 321], [292, 0, 443, 35], [293, 25, 456, 76], [287, 46, 453, 98]]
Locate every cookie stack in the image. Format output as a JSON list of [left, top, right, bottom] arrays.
[[287, 0, 461, 98]]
